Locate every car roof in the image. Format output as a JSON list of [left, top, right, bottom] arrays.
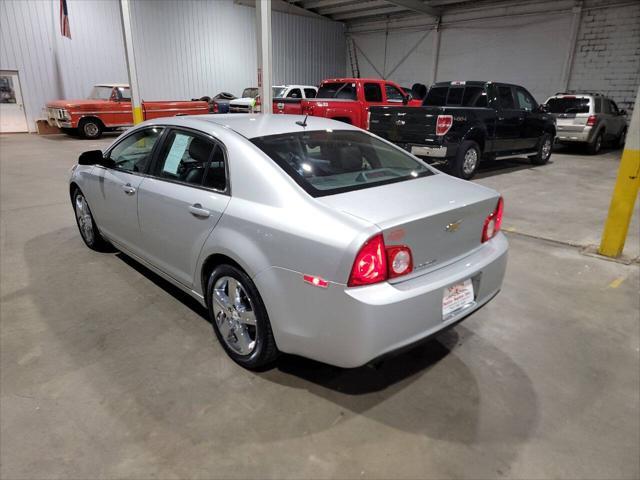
[[140, 114, 360, 139]]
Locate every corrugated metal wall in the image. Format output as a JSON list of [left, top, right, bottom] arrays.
[[129, 0, 346, 100], [0, 0, 345, 132], [0, 0, 128, 132]]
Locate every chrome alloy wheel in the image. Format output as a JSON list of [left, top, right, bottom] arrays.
[[542, 138, 552, 159], [84, 122, 99, 137], [462, 148, 479, 175], [212, 276, 257, 356], [75, 194, 94, 244]]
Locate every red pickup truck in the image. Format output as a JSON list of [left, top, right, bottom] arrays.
[[300, 78, 421, 129], [46, 84, 209, 139]]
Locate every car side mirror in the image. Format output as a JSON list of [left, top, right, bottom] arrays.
[[619, 109, 627, 116], [78, 150, 114, 168], [538, 103, 550, 113], [402, 94, 412, 105]]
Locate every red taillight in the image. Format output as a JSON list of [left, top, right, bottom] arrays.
[[587, 115, 597, 126], [386, 245, 413, 279], [213, 102, 219, 113], [482, 197, 504, 243], [348, 234, 414, 287], [436, 115, 453, 136], [348, 234, 387, 287]]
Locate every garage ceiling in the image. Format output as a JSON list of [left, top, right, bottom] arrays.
[[290, 0, 524, 24]]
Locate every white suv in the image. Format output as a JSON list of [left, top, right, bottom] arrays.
[[229, 85, 317, 113], [545, 92, 628, 154]]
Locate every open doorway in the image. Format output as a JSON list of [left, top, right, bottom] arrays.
[[0, 70, 28, 132]]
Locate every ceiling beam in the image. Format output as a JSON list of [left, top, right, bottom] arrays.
[[384, 0, 441, 17], [300, 0, 352, 10], [332, 5, 407, 20], [318, 0, 389, 15]]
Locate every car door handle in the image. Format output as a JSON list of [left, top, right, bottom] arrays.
[[518, 117, 525, 121], [122, 183, 136, 195], [189, 203, 210, 218]]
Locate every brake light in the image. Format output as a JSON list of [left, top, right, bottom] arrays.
[[587, 115, 597, 126], [436, 115, 453, 136], [348, 234, 387, 287], [213, 102, 219, 113], [386, 245, 413, 278], [348, 234, 415, 287], [482, 197, 504, 243]]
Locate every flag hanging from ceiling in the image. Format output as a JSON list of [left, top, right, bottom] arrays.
[[60, 0, 71, 39]]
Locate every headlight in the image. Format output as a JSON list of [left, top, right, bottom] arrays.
[[61, 109, 70, 120]]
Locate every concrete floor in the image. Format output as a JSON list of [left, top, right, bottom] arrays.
[[1, 133, 639, 479]]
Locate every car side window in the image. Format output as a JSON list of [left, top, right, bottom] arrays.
[[498, 86, 516, 109], [287, 88, 302, 99], [515, 87, 537, 111], [385, 84, 405, 102], [153, 130, 226, 191], [595, 97, 602, 113], [609, 100, 620, 115], [304, 88, 316, 99], [108, 127, 164, 173], [118, 87, 131, 101], [364, 83, 383, 102]]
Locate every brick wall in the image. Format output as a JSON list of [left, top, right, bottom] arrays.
[[569, 1, 640, 114]]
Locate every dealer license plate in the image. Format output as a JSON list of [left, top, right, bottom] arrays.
[[442, 279, 474, 318]]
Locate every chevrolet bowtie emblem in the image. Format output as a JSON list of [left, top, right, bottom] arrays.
[[445, 220, 462, 232]]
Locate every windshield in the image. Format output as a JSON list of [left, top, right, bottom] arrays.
[[316, 82, 357, 100], [242, 88, 259, 98], [88, 86, 114, 100], [546, 97, 591, 114], [251, 130, 433, 197], [273, 87, 287, 98]]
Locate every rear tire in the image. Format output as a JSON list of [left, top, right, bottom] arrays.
[[206, 264, 278, 370], [79, 118, 103, 139], [529, 133, 553, 165], [450, 140, 481, 180], [617, 127, 627, 149], [587, 131, 603, 155]]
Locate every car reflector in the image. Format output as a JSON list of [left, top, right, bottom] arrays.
[[387, 245, 413, 278], [303, 274, 329, 288]]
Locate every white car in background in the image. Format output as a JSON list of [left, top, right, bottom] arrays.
[[229, 85, 317, 113]]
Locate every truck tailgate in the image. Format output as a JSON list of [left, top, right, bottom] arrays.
[[369, 106, 441, 144]]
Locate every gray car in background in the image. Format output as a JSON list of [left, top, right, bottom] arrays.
[[69, 114, 508, 369], [545, 92, 628, 154]]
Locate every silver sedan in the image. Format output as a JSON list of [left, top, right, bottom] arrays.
[[70, 114, 508, 369]]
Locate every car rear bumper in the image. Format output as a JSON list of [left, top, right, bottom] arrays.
[[410, 144, 448, 158], [254, 233, 508, 368], [556, 125, 592, 143]]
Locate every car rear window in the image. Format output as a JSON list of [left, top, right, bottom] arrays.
[[251, 130, 433, 197], [424, 85, 487, 107], [316, 82, 357, 100], [546, 97, 591, 114]]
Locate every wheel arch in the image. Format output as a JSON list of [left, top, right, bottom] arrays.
[[69, 181, 80, 201], [78, 116, 105, 129], [462, 127, 487, 152]]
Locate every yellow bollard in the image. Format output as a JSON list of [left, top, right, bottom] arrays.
[[599, 88, 640, 258], [132, 105, 144, 125]]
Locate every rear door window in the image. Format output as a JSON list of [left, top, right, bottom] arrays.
[[364, 83, 383, 102], [462, 86, 487, 107], [152, 130, 226, 191], [287, 88, 302, 99], [304, 88, 316, 98], [498, 86, 516, 109]]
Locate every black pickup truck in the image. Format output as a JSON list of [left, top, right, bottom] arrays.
[[368, 81, 556, 179]]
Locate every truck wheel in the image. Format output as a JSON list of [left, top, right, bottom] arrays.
[[79, 118, 103, 139], [586, 131, 603, 155], [450, 141, 481, 180], [530, 133, 553, 165]]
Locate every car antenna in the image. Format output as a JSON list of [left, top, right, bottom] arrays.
[[296, 114, 308, 127]]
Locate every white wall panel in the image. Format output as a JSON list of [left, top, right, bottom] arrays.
[[130, 0, 346, 100], [0, 0, 127, 131], [437, 14, 573, 102]]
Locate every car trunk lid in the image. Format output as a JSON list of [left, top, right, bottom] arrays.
[[318, 174, 500, 282]]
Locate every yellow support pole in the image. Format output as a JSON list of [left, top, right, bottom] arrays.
[[120, 0, 143, 125], [599, 88, 640, 258]]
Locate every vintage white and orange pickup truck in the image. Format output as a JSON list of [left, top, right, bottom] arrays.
[[46, 84, 209, 138]]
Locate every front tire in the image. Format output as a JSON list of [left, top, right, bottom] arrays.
[[79, 118, 103, 139], [530, 133, 553, 165], [72, 189, 111, 251], [207, 264, 278, 370], [450, 140, 481, 179]]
